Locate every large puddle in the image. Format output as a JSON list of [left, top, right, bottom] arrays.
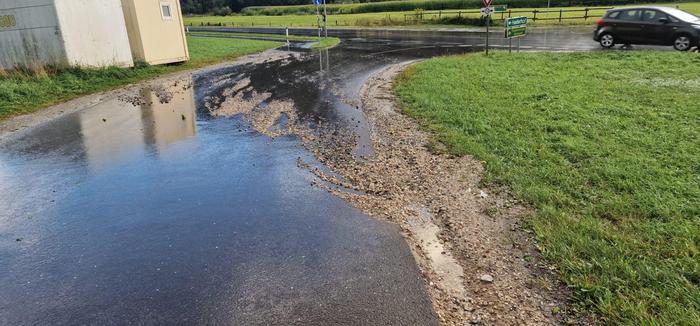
[[0, 32, 597, 324]]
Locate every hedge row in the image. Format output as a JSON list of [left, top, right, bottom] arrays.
[[241, 0, 682, 16]]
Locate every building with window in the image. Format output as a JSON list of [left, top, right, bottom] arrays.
[[120, 0, 190, 65], [0, 0, 134, 69], [0, 0, 189, 69]]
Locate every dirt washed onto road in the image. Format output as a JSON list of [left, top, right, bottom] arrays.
[[211, 62, 576, 325]]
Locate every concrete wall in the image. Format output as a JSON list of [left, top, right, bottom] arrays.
[[0, 0, 67, 69], [54, 0, 133, 67], [121, 0, 189, 65]]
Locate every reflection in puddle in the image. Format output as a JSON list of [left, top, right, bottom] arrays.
[[139, 87, 197, 149], [407, 205, 466, 298], [5, 81, 197, 172]]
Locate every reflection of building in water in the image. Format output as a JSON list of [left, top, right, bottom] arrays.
[[140, 87, 196, 149], [79, 98, 147, 170], [78, 84, 196, 170]]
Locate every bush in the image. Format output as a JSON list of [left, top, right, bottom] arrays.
[[435, 15, 493, 25], [212, 6, 232, 16]]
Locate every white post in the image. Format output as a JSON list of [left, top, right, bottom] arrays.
[[323, 0, 328, 38], [316, 2, 321, 40]]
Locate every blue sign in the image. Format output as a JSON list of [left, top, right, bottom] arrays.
[[313, 0, 321, 6]]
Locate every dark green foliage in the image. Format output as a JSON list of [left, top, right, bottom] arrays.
[[180, 0, 389, 14], [239, 0, 686, 16]]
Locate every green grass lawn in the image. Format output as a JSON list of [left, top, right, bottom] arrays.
[[394, 51, 700, 324], [185, 2, 700, 28], [0, 37, 282, 120]]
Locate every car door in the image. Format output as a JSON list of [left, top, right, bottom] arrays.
[[614, 9, 644, 43], [639, 10, 674, 45]]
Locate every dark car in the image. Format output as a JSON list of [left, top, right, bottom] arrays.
[[594, 6, 700, 51]]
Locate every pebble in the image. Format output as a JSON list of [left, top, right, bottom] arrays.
[[480, 274, 494, 283]]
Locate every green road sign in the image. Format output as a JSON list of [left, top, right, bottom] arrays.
[[505, 26, 527, 38], [505, 16, 527, 28], [494, 5, 507, 13], [505, 16, 527, 39]]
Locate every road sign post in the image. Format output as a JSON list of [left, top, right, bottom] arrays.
[[504, 16, 527, 53], [481, 0, 493, 55]]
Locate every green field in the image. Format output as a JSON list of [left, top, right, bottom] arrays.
[[239, 0, 691, 15], [0, 37, 283, 120], [394, 51, 700, 324], [186, 2, 700, 27]]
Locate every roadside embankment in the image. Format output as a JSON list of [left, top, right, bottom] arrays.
[[394, 51, 700, 324], [207, 59, 573, 324]]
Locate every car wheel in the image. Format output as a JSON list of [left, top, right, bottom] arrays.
[[673, 35, 692, 51], [599, 33, 615, 48]]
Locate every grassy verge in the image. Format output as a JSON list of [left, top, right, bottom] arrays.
[[185, 2, 699, 27], [312, 36, 342, 49], [188, 32, 340, 48], [394, 51, 700, 324], [0, 37, 282, 120]]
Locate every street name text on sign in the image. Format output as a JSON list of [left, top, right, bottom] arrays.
[[505, 16, 528, 38], [505, 16, 527, 28]]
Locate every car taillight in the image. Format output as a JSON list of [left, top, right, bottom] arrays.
[[597, 19, 605, 26]]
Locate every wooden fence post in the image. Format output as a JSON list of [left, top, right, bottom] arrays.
[[508, 9, 512, 18], [533, 10, 537, 21], [584, 8, 589, 20], [559, 9, 563, 22]]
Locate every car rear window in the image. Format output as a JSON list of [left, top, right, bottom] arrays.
[[663, 7, 700, 22], [606, 11, 621, 19], [617, 9, 641, 21]]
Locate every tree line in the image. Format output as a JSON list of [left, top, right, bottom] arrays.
[[179, 0, 385, 15]]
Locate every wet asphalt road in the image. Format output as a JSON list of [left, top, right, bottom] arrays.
[[1, 29, 608, 325]]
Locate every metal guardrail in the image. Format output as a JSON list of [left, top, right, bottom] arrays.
[[403, 7, 614, 23]]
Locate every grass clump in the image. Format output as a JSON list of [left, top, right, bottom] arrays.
[[0, 37, 281, 119], [394, 51, 700, 324], [311, 36, 341, 49]]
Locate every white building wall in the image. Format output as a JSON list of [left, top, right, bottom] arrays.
[[0, 0, 67, 68], [54, 0, 133, 68], [0, 0, 133, 69]]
